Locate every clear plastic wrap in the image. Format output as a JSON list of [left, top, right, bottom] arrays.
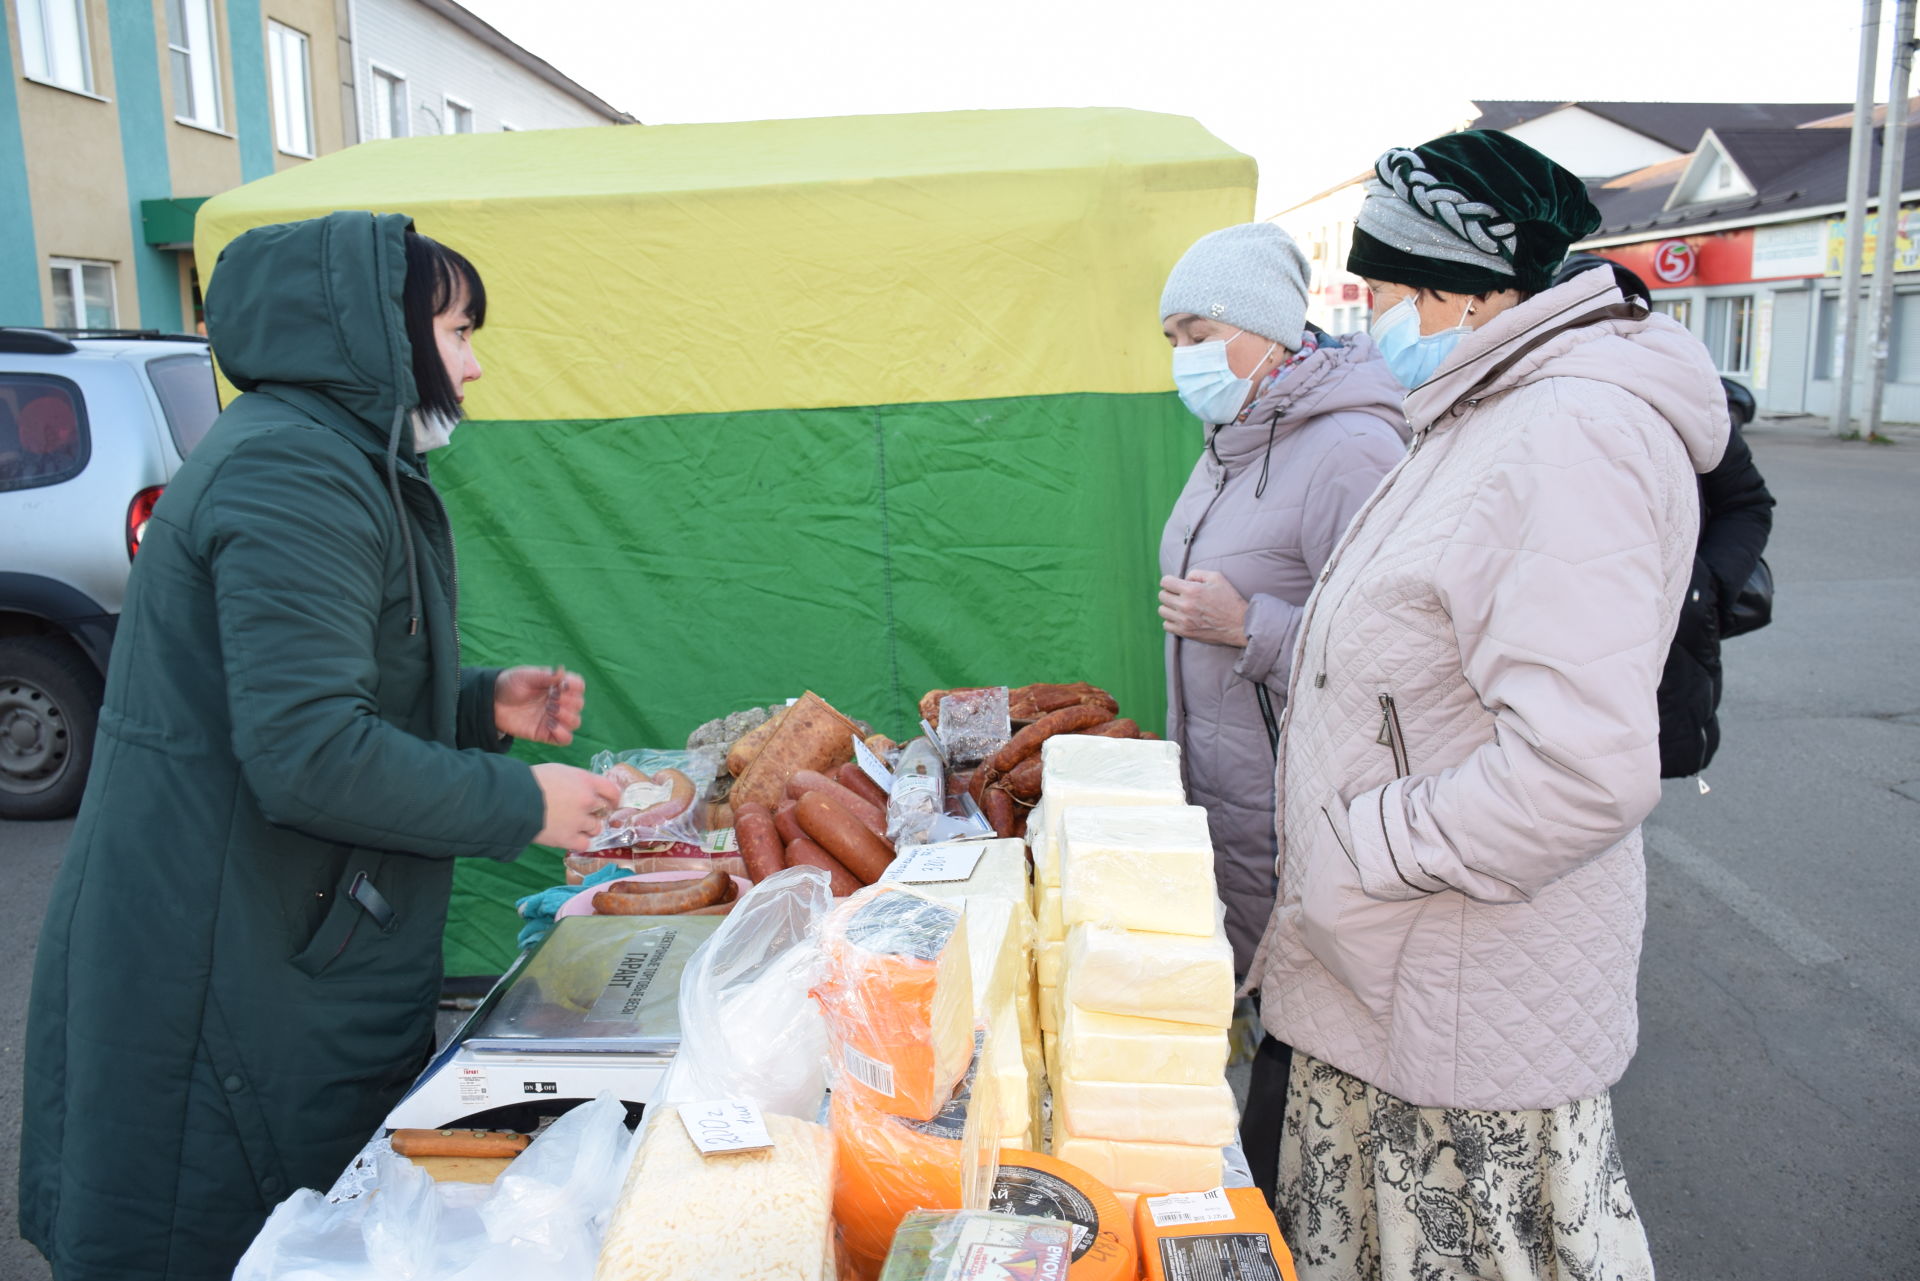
[[644, 865, 836, 1125], [811, 884, 975, 1122], [1052, 1075, 1238, 1147], [1058, 804, 1218, 937], [885, 736, 946, 848], [1061, 918, 1235, 1029], [935, 687, 1010, 766], [877, 1210, 1075, 1280], [587, 748, 718, 850], [1033, 736, 1186, 890]]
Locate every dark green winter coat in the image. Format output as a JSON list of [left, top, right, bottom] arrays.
[[20, 212, 544, 1281]]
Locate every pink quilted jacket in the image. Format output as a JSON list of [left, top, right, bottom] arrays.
[[1250, 269, 1729, 1110]]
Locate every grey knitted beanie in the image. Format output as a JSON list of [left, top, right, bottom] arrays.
[[1159, 222, 1311, 350]]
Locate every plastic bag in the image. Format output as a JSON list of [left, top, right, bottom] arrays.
[[644, 865, 837, 1125], [885, 736, 946, 848], [587, 748, 717, 849], [935, 687, 1009, 766], [234, 1094, 633, 1281]]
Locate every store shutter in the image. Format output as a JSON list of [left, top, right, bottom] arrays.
[[1768, 289, 1810, 413]]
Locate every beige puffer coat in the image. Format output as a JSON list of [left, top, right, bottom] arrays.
[[1251, 269, 1729, 1110]]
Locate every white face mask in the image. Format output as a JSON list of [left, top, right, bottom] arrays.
[[410, 409, 459, 453], [1170, 330, 1279, 424]]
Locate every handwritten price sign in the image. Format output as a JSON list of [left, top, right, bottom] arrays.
[[681, 1100, 775, 1156]]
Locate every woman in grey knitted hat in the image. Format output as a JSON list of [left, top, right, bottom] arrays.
[[1155, 221, 1408, 985]]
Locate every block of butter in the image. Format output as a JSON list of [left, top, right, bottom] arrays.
[[1063, 920, 1234, 1029], [1059, 1002, 1229, 1087], [1036, 738, 1186, 889], [1037, 939, 1064, 989], [1054, 1074, 1238, 1147], [1060, 805, 1217, 937], [1037, 886, 1064, 942], [1051, 1133, 1224, 1196], [1038, 982, 1060, 1034]]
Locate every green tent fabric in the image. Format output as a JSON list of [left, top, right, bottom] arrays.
[[194, 109, 1258, 976]]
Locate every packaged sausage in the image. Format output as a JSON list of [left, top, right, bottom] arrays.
[[885, 737, 947, 848], [587, 747, 717, 849], [935, 687, 1011, 766]]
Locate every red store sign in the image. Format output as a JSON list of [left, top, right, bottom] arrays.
[[1595, 228, 1755, 289]]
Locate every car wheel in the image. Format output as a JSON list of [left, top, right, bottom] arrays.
[[0, 635, 103, 820]]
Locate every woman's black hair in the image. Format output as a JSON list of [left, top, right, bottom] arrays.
[[402, 230, 487, 420]]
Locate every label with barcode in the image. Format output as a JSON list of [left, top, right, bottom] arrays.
[[1147, 1187, 1235, 1227], [839, 1043, 897, 1097], [853, 734, 896, 791], [680, 1100, 774, 1156], [884, 842, 987, 885]]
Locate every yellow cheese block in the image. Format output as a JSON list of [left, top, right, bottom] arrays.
[[1051, 1133, 1224, 1196], [1037, 939, 1064, 989], [1038, 982, 1061, 1034], [1062, 920, 1234, 1029], [902, 838, 1031, 907], [1060, 806, 1218, 937], [1038, 886, 1064, 942], [1058, 1003, 1230, 1086], [1037, 737, 1186, 889], [983, 1002, 1033, 1143], [1053, 1074, 1238, 1147]]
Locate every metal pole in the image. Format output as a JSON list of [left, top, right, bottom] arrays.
[[1866, 0, 1917, 439], [1835, 0, 1883, 435]]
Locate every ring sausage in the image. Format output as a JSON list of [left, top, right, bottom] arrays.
[[735, 804, 786, 883], [593, 868, 729, 915], [984, 703, 1113, 775], [835, 762, 892, 810], [984, 787, 1016, 839], [782, 836, 862, 896], [786, 769, 887, 836], [795, 791, 895, 883], [1003, 755, 1043, 801], [1081, 717, 1141, 739]]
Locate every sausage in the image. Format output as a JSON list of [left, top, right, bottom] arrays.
[[1082, 717, 1141, 739], [782, 836, 862, 895], [984, 787, 1016, 839], [684, 900, 738, 915], [787, 769, 887, 836], [1003, 755, 1043, 800], [984, 703, 1113, 775], [774, 800, 805, 846], [1012, 682, 1119, 720], [795, 790, 896, 883], [1012, 805, 1029, 840], [835, 762, 891, 810], [390, 1129, 531, 1159], [734, 804, 786, 883], [593, 868, 729, 915], [967, 765, 996, 808]]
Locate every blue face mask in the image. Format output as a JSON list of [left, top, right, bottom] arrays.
[[1171, 331, 1277, 424], [1370, 294, 1473, 389]]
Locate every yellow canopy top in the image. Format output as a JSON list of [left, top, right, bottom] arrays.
[[195, 107, 1256, 419]]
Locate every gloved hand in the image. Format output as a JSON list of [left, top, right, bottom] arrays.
[[515, 863, 629, 951]]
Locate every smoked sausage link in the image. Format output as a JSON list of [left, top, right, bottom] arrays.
[[774, 801, 805, 846], [835, 762, 891, 810], [786, 769, 887, 835], [782, 836, 862, 896], [984, 703, 1112, 775], [734, 804, 786, 883], [795, 790, 896, 884], [984, 787, 1017, 839], [1003, 756, 1044, 801], [593, 868, 729, 915]]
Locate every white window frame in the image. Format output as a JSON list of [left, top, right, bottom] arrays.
[[443, 95, 474, 135], [368, 62, 408, 140], [48, 257, 117, 331], [166, 0, 226, 131], [266, 20, 315, 158], [18, 0, 96, 96], [1706, 293, 1757, 375]]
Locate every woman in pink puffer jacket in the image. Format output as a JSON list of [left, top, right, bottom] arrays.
[[1250, 131, 1728, 1281]]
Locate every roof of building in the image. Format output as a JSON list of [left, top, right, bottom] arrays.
[[1469, 100, 1850, 151], [418, 0, 636, 124]]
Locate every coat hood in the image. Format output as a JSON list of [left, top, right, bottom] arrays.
[[205, 211, 419, 439], [1210, 331, 1411, 468], [1404, 266, 1729, 474]]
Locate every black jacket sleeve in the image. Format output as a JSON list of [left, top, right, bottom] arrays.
[[1693, 424, 1775, 621]]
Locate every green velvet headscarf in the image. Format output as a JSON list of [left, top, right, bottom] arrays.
[[1347, 130, 1602, 295]]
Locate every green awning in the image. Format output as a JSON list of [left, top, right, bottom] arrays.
[[141, 196, 208, 249]]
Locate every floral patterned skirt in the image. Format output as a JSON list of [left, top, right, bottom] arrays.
[[1275, 1055, 1654, 1281]]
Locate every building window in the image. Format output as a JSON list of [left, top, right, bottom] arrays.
[[48, 258, 115, 330], [370, 66, 407, 139], [267, 22, 314, 157], [17, 0, 94, 94], [445, 97, 473, 134], [0, 375, 90, 493], [1653, 297, 1692, 330], [1706, 295, 1754, 373], [166, 0, 224, 129]]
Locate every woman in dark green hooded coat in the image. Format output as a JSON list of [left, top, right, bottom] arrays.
[[19, 211, 623, 1281]]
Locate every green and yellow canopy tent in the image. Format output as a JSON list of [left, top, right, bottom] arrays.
[[194, 108, 1256, 976]]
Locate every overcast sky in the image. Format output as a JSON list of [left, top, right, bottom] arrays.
[[456, 0, 1891, 215]]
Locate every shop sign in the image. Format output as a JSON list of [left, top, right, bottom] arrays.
[[1823, 206, 1920, 275], [1652, 240, 1696, 283], [1753, 220, 1827, 278]]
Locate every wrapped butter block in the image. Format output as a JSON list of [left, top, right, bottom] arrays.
[[1037, 886, 1064, 942], [1060, 805, 1217, 937], [1035, 737, 1185, 890], [1051, 1133, 1224, 1196], [813, 884, 975, 1122], [1062, 920, 1234, 1028], [1038, 982, 1060, 1034], [1053, 1075, 1238, 1147], [1059, 1002, 1229, 1086], [596, 1105, 835, 1281], [1036, 940, 1064, 990]]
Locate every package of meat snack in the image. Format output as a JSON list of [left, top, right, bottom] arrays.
[[588, 747, 719, 850], [934, 687, 1010, 767]]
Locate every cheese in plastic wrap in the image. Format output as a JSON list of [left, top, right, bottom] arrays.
[[1061, 919, 1234, 1028], [1053, 1075, 1238, 1146], [1035, 737, 1185, 889], [901, 838, 1031, 910], [1058, 1002, 1229, 1086], [877, 1210, 1076, 1281], [812, 883, 975, 1121], [594, 1105, 834, 1281], [1059, 805, 1218, 937], [984, 1002, 1038, 1143], [1050, 1134, 1224, 1197]]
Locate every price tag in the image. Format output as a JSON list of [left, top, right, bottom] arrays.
[[852, 734, 896, 791], [681, 1100, 775, 1156], [1146, 1187, 1235, 1227], [884, 842, 988, 885]]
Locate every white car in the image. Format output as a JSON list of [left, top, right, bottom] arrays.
[[0, 327, 218, 819]]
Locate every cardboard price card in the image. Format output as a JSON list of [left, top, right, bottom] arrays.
[[884, 843, 989, 885], [681, 1100, 775, 1156]]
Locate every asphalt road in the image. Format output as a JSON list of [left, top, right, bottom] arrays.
[[0, 419, 1914, 1279]]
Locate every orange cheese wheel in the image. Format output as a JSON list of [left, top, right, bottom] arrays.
[[831, 1087, 973, 1268], [1132, 1185, 1299, 1281], [989, 1149, 1134, 1281]]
